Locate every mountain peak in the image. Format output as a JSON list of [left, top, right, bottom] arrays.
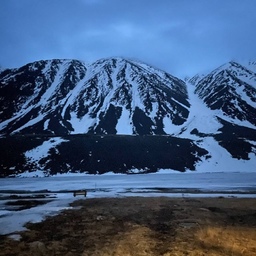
[[0, 57, 189, 135], [195, 61, 256, 126]]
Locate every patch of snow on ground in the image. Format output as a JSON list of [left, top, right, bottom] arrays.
[[17, 170, 45, 178], [25, 137, 68, 163], [0, 196, 75, 235]]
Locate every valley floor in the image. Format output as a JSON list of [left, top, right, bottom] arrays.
[[1, 197, 256, 256]]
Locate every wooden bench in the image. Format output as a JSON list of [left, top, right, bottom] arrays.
[[73, 190, 87, 197]]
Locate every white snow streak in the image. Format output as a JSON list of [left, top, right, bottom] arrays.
[[116, 107, 133, 134]]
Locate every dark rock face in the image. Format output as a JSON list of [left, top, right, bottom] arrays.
[[0, 134, 209, 177], [214, 118, 256, 160]]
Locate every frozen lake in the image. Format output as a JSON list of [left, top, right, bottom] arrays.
[[1, 172, 256, 194], [0, 172, 256, 236]]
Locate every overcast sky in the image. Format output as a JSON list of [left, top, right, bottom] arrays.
[[0, 0, 256, 77]]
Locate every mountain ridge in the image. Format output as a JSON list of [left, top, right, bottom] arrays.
[[0, 57, 255, 176], [0, 57, 190, 135]]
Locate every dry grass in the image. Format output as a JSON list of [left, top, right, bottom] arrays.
[[1, 197, 256, 256], [196, 226, 256, 256]]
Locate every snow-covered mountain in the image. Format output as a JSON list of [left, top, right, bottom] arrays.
[[0, 58, 189, 135], [0, 58, 255, 176], [180, 61, 256, 172], [195, 61, 256, 126]]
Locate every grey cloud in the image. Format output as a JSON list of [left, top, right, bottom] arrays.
[[0, 0, 256, 77]]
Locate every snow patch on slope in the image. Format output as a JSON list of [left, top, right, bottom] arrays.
[[173, 82, 223, 137], [70, 113, 95, 134], [195, 137, 256, 172], [25, 137, 68, 163], [116, 107, 133, 134], [163, 116, 178, 134]]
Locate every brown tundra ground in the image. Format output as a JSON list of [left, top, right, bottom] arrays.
[[1, 197, 256, 256]]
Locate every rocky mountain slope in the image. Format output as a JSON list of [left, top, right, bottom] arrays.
[[195, 61, 256, 126], [0, 58, 255, 176], [0, 58, 189, 135]]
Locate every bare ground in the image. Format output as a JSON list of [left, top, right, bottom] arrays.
[[1, 197, 256, 256]]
